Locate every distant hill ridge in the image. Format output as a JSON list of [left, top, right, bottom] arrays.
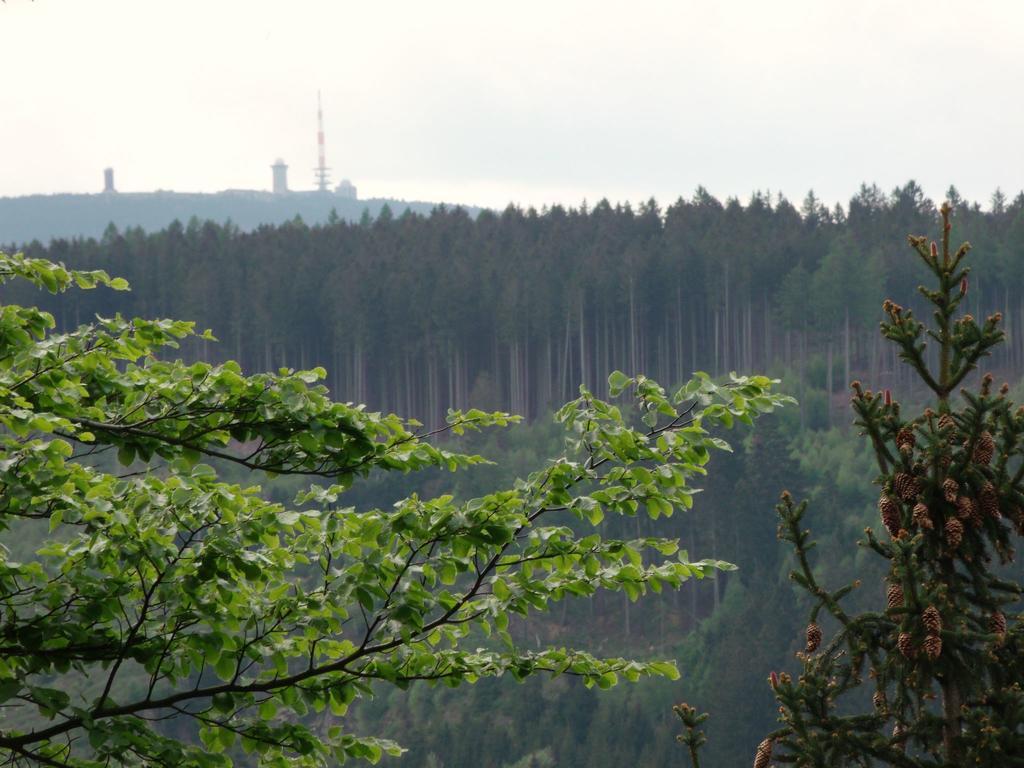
[[0, 190, 481, 245]]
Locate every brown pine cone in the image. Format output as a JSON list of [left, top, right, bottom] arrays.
[[879, 495, 901, 536], [973, 431, 995, 465], [945, 518, 964, 549], [753, 737, 772, 768], [894, 473, 920, 501], [897, 631, 915, 659], [923, 634, 942, 661], [805, 622, 823, 653], [893, 723, 907, 752], [943, 478, 959, 503], [896, 426, 916, 450], [937, 413, 956, 434], [912, 502, 933, 530], [886, 583, 904, 611], [954, 495, 970, 520], [990, 611, 1007, 637], [922, 606, 942, 635], [979, 481, 1001, 520], [873, 690, 887, 711], [968, 497, 984, 528]]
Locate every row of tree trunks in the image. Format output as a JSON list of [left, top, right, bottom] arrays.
[[167, 293, 1022, 428]]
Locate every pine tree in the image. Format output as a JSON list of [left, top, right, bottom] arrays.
[[750, 202, 1021, 765]]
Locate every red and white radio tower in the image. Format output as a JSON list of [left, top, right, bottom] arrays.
[[314, 90, 332, 192]]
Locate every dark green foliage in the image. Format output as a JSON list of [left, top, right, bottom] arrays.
[[10, 184, 1024, 432]]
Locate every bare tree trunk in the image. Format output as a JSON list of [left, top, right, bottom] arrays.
[[676, 282, 684, 384], [523, 336, 530, 419], [844, 307, 851, 397], [690, 302, 697, 376], [578, 295, 586, 388], [561, 311, 571, 401], [723, 262, 730, 373], [746, 299, 753, 372], [827, 337, 834, 428], [714, 309, 720, 377], [545, 335, 552, 410], [629, 279, 638, 374]]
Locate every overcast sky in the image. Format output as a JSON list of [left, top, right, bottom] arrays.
[[3, 0, 1023, 210]]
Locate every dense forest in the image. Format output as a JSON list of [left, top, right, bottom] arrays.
[[6, 182, 1024, 766], [10, 181, 1024, 433]]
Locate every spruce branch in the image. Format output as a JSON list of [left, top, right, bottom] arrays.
[[752, 202, 1024, 766], [673, 703, 708, 768]]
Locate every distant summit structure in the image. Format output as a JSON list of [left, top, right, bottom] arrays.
[[314, 91, 331, 192], [0, 93, 474, 245], [335, 179, 357, 200], [271, 159, 289, 195]]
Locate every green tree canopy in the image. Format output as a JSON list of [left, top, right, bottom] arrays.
[[0, 252, 791, 766]]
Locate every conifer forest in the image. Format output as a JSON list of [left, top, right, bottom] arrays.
[[13, 184, 1024, 430], [4, 182, 1024, 766]]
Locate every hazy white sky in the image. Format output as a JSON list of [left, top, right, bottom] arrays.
[[3, 0, 1023, 210]]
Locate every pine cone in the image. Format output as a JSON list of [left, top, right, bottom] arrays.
[[923, 634, 942, 661], [879, 495, 901, 536], [886, 583, 904, 611], [894, 473, 920, 502], [943, 478, 959, 503], [990, 611, 1007, 637], [873, 690, 887, 711], [938, 413, 956, 435], [945, 518, 964, 549], [979, 481, 1001, 520], [954, 495, 970, 520], [897, 631, 915, 659], [753, 738, 772, 768], [973, 431, 995, 465], [967, 497, 984, 528], [896, 426, 916, 450], [805, 622, 822, 653], [892, 723, 907, 752], [912, 502, 933, 530], [922, 606, 942, 635]]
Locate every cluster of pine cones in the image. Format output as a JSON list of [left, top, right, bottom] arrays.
[[877, 416, 1006, 550], [921, 605, 942, 660], [884, 578, 1007, 661], [776, 397, 1018, 765]]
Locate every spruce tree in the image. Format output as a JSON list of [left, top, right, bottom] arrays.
[[750, 202, 1022, 766]]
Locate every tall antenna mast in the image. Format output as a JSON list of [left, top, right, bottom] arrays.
[[314, 90, 331, 192]]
